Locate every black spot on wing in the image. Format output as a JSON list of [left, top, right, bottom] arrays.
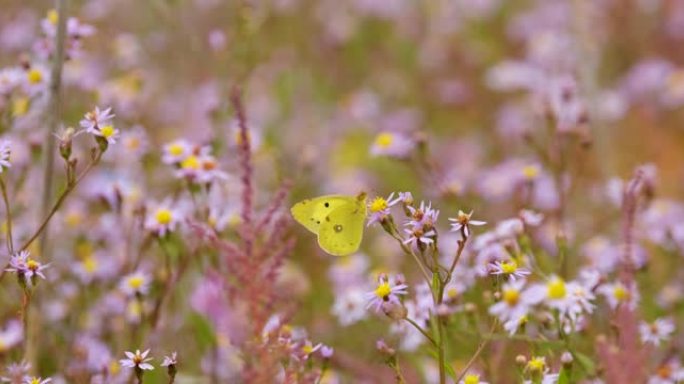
[[324, 202, 329, 207]]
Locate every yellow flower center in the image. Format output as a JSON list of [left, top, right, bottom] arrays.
[[527, 357, 546, 372], [125, 137, 140, 150], [302, 344, 314, 355], [168, 143, 184, 157], [65, 211, 82, 227], [155, 209, 173, 225], [109, 360, 121, 375], [128, 276, 144, 289], [501, 260, 518, 274], [446, 286, 458, 299], [47, 9, 59, 25], [12, 97, 29, 117], [202, 158, 217, 171], [181, 155, 200, 170], [522, 165, 539, 180], [83, 257, 98, 273], [503, 288, 520, 306], [127, 301, 142, 318], [463, 374, 480, 384], [208, 216, 217, 228], [613, 285, 629, 301], [27, 259, 40, 271], [658, 364, 673, 378], [30, 379, 41, 384], [456, 210, 470, 224], [374, 282, 392, 299], [100, 125, 116, 139], [27, 69, 43, 84], [370, 197, 388, 213], [374, 132, 394, 149], [547, 278, 566, 300]]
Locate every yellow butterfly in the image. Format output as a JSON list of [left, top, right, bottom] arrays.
[[290, 193, 367, 256]]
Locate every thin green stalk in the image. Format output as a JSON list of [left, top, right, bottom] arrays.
[[0, 178, 14, 254], [0, 150, 102, 283], [20, 288, 31, 360], [384, 219, 431, 287], [404, 317, 437, 346], [455, 320, 499, 383], [437, 314, 446, 384]]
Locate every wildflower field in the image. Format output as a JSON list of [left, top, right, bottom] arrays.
[[2, 1, 684, 383]]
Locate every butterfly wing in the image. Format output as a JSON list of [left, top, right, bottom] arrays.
[[317, 195, 367, 256], [290, 195, 353, 234]]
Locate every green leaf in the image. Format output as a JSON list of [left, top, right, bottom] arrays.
[[444, 361, 457, 381], [425, 349, 458, 381], [558, 367, 571, 384], [573, 352, 596, 375], [188, 312, 217, 350]]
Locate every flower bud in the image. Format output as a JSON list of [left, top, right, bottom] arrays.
[[382, 301, 407, 320], [376, 339, 396, 357], [58, 127, 76, 160], [561, 351, 573, 368], [95, 134, 109, 153], [515, 355, 527, 366]]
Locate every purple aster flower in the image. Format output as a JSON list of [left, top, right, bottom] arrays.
[[296, 340, 322, 361], [320, 345, 334, 359], [639, 318, 675, 347], [406, 200, 440, 228], [5, 251, 49, 286], [79, 106, 114, 133], [398, 191, 413, 205], [365, 274, 408, 313], [403, 227, 436, 248], [0, 320, 23, 354], [0, 140, 11, 172], [367, 192, 401, 226], [22, 377, 51, 384], [370, 131, 415, 158], [489, 260, 531, 281], [120, 349, 154, 371], [161, 352, 177, 367], [161, 351, 178, 379], [118, 271, 151, 297], [449, 210, 486, 238], [1, 360, 30, 384]]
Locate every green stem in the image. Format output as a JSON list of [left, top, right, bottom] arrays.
[[437, 314, 446, 384], [0, 178, 14, 254], [20, 288, 31, 360], [404, 317, 437, 346], [0, 150, 102, 283], [455, 320, 499, 383], [384, 218, 432, 286]]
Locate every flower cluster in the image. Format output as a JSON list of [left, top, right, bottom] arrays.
[[162, 139, 227, 184]]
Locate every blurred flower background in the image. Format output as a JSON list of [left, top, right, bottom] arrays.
[[1, 0, 684, 383]]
